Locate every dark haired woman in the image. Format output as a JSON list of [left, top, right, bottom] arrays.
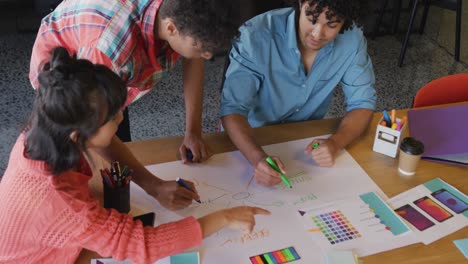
[[0, 47, 269, 264], [29, 0, 242, 210]]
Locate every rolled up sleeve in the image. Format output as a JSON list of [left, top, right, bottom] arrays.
[[220, 30, 264, 118], [341, 37, 377, 112]]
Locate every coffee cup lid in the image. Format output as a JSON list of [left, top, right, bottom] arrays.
[[400, 137, 424, 155]]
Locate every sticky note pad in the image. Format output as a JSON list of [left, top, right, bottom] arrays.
[[325, 251, 357, 264], [170, 252, 199, 264], [453, 239, 468, 259]]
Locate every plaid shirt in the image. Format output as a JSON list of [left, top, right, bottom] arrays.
[[29, 0, 180, 107]]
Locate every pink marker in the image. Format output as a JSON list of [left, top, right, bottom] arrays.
[[396, 122, 402, 131]]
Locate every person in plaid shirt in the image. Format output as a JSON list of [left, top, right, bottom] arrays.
[[29, 0, 240, 210]]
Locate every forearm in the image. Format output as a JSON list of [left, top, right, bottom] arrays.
[[222, 114, 267, 166], [182, 58, 204, 135], [197, 210, 228, 238], [74, 205, 201, 263], [96, 136, 162, 191], [329, 109, 373, 149]]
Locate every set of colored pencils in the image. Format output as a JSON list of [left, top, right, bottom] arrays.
[[100, 161, 133, 188]]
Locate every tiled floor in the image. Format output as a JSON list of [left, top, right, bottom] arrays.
[[0, 31, 467, 175]]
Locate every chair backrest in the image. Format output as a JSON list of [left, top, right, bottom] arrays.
[[219, 0, 286, 92], [413, 73, 468, 108]]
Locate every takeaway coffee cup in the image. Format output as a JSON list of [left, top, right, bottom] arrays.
[[398, 137, 425, 176]]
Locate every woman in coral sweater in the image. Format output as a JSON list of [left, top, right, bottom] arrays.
[[0, 47, 270, 264]]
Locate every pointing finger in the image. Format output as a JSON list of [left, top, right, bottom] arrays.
[[252, 207, 271, 215]]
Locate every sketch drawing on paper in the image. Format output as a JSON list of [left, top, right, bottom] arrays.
[[183, 170, 315, 211]]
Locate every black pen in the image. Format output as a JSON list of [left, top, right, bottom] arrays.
[[186, 150, 194, 162]]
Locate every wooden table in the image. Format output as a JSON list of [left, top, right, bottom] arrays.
[[78, 104, 468, 263]]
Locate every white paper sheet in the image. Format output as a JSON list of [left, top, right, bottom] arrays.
[[129, 137, 399, 263]]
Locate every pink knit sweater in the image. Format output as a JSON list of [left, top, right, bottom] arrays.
[[0, 135, 202, 264]]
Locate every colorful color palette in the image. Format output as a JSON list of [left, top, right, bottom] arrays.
[[249, 247, 300, 264], [312, 210, 361, 245]]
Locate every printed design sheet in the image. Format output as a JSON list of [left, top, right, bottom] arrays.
[[389, 178, 468, 245], [298, 192, 416, 256]]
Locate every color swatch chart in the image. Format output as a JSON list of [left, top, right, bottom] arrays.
[[298, 192, 412, 256], [312, 210, 361, 245], [249, 247, 300, 264]]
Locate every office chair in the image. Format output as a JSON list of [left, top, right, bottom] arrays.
[[399, 0, 462, 67], [372, 0, 403, 38], [219, 0, 286, 92], [413, 73, 468, 108]]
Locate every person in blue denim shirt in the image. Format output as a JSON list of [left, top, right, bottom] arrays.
[[220, 0, 377, 186]]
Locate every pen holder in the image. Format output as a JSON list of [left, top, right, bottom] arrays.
[[103, 183, 130, 214], [372, 117, 408, 158]]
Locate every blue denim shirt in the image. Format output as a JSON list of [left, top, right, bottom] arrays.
[[220, 8, 377, 128]]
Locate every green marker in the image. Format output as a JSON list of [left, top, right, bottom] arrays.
[[313, 142, 320, 149], [265, 157, 292, 188]]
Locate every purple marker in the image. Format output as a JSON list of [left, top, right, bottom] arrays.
[[396, 121, 402, 131]]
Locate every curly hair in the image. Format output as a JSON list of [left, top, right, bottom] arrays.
[[26, 47, 127, 175], [286, 0, 370, 33], [159, 0, 241, 54]]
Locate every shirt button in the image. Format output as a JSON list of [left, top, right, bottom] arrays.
[[295, 50, 300, 54], [296, 108, 299, 112], [302, 84, 306, 88]]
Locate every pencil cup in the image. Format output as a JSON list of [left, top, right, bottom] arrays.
[[372, 117, 407, 158], [398, 137, 424, 176], [103, 183, 130, 213]]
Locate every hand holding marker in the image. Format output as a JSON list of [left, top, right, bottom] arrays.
[[265, 157, 292, 188], [176, 177, 202, 203], [186, 150, 194, 162]]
